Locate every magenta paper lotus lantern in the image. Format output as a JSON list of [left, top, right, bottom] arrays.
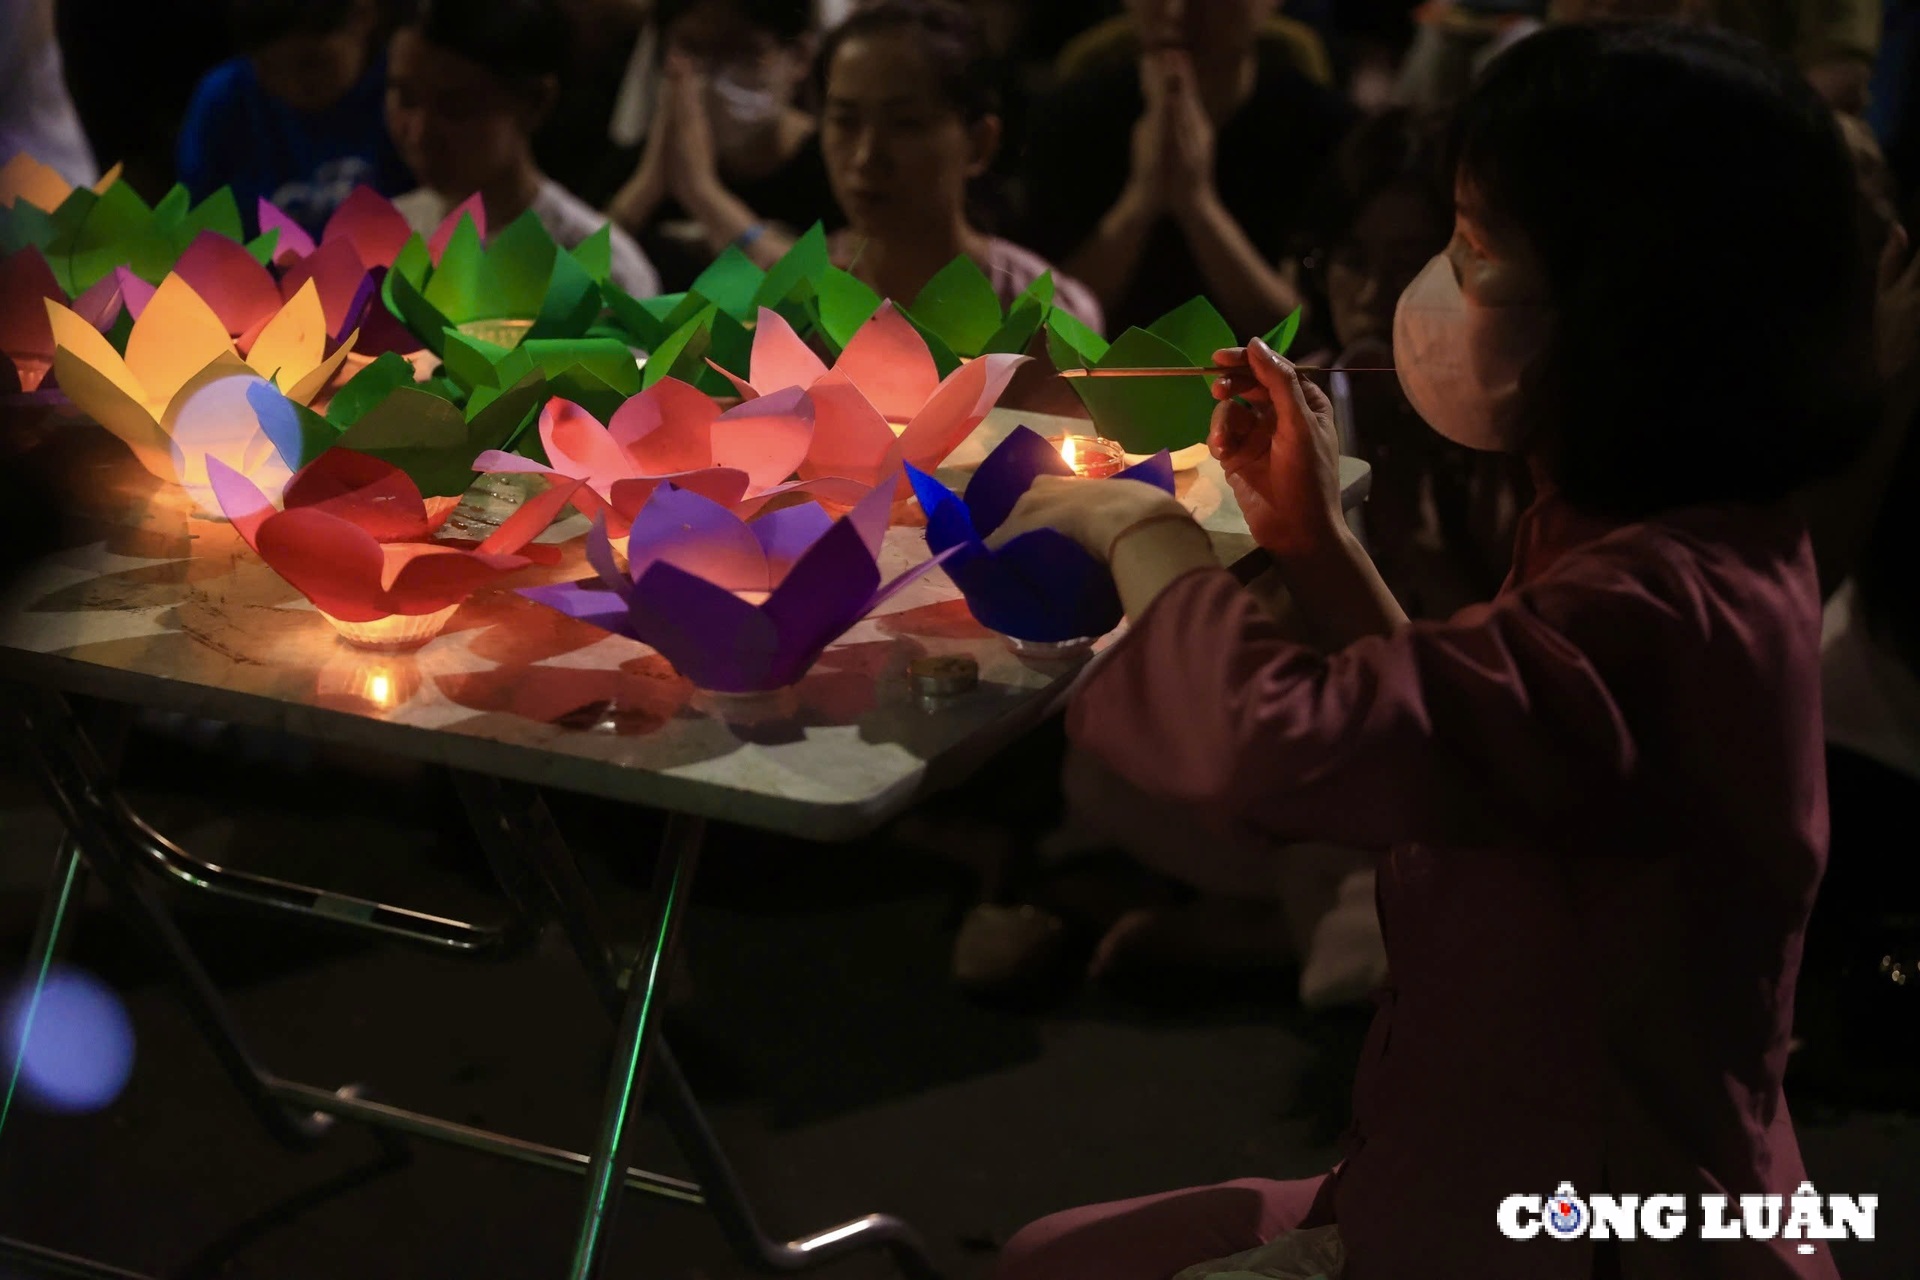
[[714, 303, 1026, 494], [520, 470, 950, 693], [260, 187, 485, 272], [211, 447, 581, 648], [473, 380, 869, 536]]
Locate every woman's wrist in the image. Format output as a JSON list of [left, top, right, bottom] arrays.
[[1108, 511, 1219, 619]]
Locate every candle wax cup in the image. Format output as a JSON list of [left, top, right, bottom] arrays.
[[319, 603, 461, 650], [1048, 434, 1126, 479]]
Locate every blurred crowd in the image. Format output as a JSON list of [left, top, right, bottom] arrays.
[[3, 0, 1916, 1059]]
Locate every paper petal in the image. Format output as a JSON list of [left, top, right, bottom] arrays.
[[166, 368, 294, 505], [518, 579, 635, 634], [541, 398, 637, 496], [606, 468, 751, 523], [125, 274, 237, 406], [428, 194, 487, 264], [607, 377, 719, 475], [623, 483, 771, 593], [895, 352, 1026, 473], [834, 302, 941, 424], [795, 370, 901, 489], [948, 530, 1122, 643], [258, 200, 316, 264], [207, 456, 277, 547], [625, 563, 786, 692], [282, 448, 433, 541], [967, 426, 1074, 539], [761, 518, 883, 685], [749, 502, 836, 583], [746, 306, 828, 394], [476, 477, 584, 555], [0, 249, 60, 364], [172, 231, 281, 339], [383, 543, 529, 612], [844, 462, 901, 562], [324, 185, 414, 271], [905, 463, 973, 552], [47, 302, 173, 477], [247, 279, 329, 386], [282, 237, 373, 341], [710, 384, 812, 493], [254, 506, 393, 621]]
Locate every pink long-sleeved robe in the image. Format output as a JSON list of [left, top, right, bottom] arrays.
[[1059, 491, 1836, 1279]]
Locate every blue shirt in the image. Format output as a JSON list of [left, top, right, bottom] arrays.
[[176, 53, 412, 238]]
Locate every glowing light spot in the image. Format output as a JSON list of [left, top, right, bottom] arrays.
[[4, 967, 136, 1114]]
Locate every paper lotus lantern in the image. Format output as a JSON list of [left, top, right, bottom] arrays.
[[260, 187, 484, 272], [903, 257, 1055, 361], [1048, 299, 1300, 455], [211, 448, 581, 648], [520, 473, 950, 693], [172, 230, 411, 357], [0, 248, 63, 390], [715, 303, 1025, 494], [47, 274, 356, 512], [474, 380, 866, 535], [0, 155, 122, 213], [383, 207, 609, 357], [906, 426, 1174, 645]]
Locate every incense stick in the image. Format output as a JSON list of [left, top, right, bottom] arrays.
[[1057, 365, 1397, 378]]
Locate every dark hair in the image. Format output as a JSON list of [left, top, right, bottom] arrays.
[[231, 0, 364, 49], [1454, 23, 1877, 517], [392, 0, 569, 89], [814, 0, 999, 123], [656, 0, 812, 44], [1856, 409, 1920, 671]]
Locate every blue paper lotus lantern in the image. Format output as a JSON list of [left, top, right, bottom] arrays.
[[905, 425, 1175, 645]]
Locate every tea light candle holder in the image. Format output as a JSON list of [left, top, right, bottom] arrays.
[[1049, 434, 1126, 479]]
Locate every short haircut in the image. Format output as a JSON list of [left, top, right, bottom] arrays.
[[391, 0, 569, 89], [1453, 23, 1877, 516], [231, 0, 363, 50], [656, 0, 813, 44], [814, 0, 998, 123]]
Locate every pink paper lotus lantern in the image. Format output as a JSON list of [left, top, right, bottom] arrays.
[[520, 470, 950, 693], [473, 380, 868, 537], [211, 448, 581, 649], [47, 274, 356, 513], [715, 302, 1026, 494], [259, 186, 484, 271]]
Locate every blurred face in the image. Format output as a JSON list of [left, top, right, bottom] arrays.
[[386, 29, 547, 200], [252, 19, 372, 114], [821, 30, 997, 238], [667, 2, 811, 155], [1126, 0, 1274, 58], [1327, 185, 1450, 350]]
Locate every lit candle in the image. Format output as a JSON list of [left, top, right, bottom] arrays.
[[1048, 434, 1125, 479]]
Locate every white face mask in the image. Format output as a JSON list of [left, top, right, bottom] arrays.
[[1391, 254, 1550, 452], [706, 65, 785, 154]]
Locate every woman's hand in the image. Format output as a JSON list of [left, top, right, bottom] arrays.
[[665, 54, 723, 206], [1123, 59, 1173, 219], [984, 476, 1188, 560], [1156, 51, 1217, 215], [1208, 337, 1349, 561], [608, 73, 677, 231]]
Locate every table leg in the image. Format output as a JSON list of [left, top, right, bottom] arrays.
[[455, 775, 945, 1278], [568, 811, 703, 1280]]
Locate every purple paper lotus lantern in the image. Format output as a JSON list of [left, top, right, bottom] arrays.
[[905, 425, 1174, 646], [519, 470, 952, 693]]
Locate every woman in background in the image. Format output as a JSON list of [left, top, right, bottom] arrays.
[[606, 0, 841, 290], [384, 0, 660, 297]]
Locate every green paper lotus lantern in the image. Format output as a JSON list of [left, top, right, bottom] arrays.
[[1048, 299, 1302, 454], [1, 177, 277, 297], [382, 209, 611, 357]]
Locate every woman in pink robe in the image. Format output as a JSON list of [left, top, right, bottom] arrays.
[[982, 23, 1882, 1280]]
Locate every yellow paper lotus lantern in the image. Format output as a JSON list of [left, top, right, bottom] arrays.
[[0, 154, 122, 212], [47, 275, 356, 515]]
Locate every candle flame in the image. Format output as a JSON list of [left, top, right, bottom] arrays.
[[1060, 436, 1080, 472]]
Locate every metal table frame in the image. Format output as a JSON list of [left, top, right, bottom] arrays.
[[1, 682, 944, 1280]]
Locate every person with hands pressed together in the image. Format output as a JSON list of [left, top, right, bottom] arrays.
[[992, 23, 1876, 1280], [605, 0, 839, 286], [1022, 0, 1354, 337]]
